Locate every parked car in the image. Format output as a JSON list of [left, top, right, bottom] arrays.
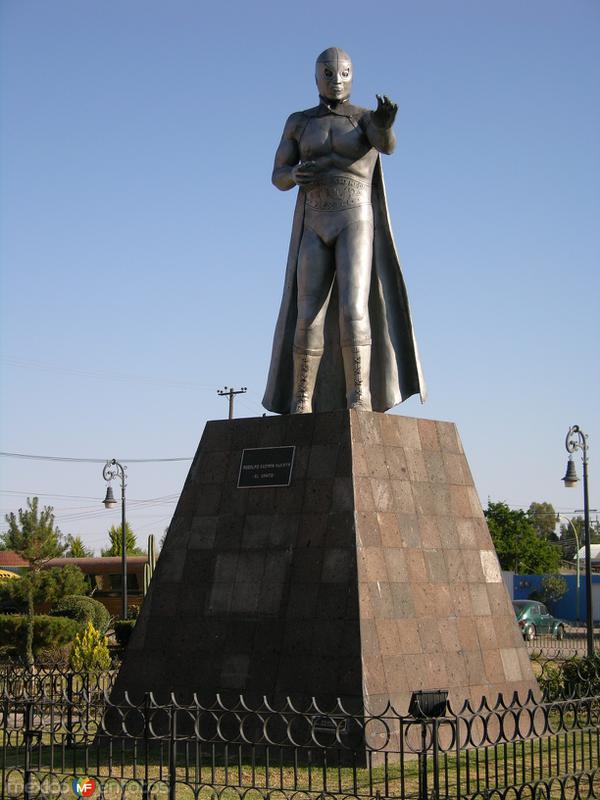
[[513, 599, 565, 641]]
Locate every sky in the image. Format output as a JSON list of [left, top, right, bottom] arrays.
[[0, 0, 598, 553]]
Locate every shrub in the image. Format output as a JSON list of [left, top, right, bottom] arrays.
[[50, 595, 111, 634], [114, 619, 136, 648], [0, 614, 82, 657], [69, 622, 111, 672], [562, 653, 600, 697], [540, 574, 568, 607]]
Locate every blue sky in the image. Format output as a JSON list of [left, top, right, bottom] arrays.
[[1, 0, 598, 552]]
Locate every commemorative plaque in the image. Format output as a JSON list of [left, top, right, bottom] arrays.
[[237, 446, 295, 488]]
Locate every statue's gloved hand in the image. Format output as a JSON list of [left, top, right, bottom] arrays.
[[292, 160, 324, 186], [372, 95, 398, 129]]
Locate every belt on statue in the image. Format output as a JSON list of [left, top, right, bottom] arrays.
[[304, 176, 371, 211]]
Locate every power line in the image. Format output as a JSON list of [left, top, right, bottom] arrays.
[[0, 452, 192, 463]]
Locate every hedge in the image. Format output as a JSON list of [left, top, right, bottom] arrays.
[[50, 595, 111, 634], [0, 614, 83, 655]]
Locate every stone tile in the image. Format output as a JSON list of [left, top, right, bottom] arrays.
[[303, 479, 334, 513], [297, 513, 327, 548], [257, 581, 286, 615], [462, 550, 485, 583], [230, 581, 261, 614], [456, 519, 478, 549], [442, 452, 468, 485], [482, 650, 505, 684], [355, 512, 381, 548], [275, 483, 305, 514], [418, 516, 441, 548], [437, 517, 459, 549], [418, 618, 443, 653], [384, 548, 408, 582], [391, 481, 416, 514], [449, 485, 472, 518], [396, 618, 422, 653], [394, 416, 421, 449], [196, 484, 222, 516], [424, 451, 446, 483], [431, 584, 454, 618], [307, 444, 339, 479], [436, 422, 463, 454], [406, 549, 428, 582], [404, 449, 428, 482], [431, 485, 452, 516], [263, 551, 292, 585], [200, 421, 232, 452], [367, 581, 395, 618], [188, 515, 218, 549], [358, 547, 388, 582], [354, 476, 375, 511], [412, 584, 436, 617], [291, 548, 324, 583], [375, 618, 401, 657], [473, 518, 493, 548], [444, 549, 464, 583], [470, 584, 492, 616], [476, 617, 498, 651], [425, 549, 447, 583], [464, 650, 487, 684], [380, 413, 403, 446], [322, 548, 355, 583], [213, 552, 239, 583], [394, 512, 422, 548], [364, 445, 389, 479], [331, 477, 354, 511], [412, 483, 436, 516], [456, 616, 480, 651], [383, 654, 409, 692], [270, 513, 300, 547], [500, 648, 522, 682], [246, 487, 276, 514], [206, 582, 233, 614], [350, 440, 369, 476], [362, 653, 387, 694], [445, 651, 469, 687], [390, 583, 415, 618], [480, 550, 503, 583], [385, 446, 409, 479], [241, 514, 272, 548], [358, 582, 374, 619], [286, 583, 319, 619], [452, 584, 473, 617], [418, 418, 440, 451], [355, 411, 383, 446], [325, 511, 356, 548], [314, 410, 347, 445], [371, 478, 395, 512], [438, 618, 461, 653], [487, 583, 511, 616], [468, 486, 484, 517]]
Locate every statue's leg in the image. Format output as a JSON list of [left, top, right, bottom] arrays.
[[291, 225, 334, 413], [336, 218, 374, 410]]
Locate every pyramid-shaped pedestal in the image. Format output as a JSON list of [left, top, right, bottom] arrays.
[[112, 411, 536, 711]]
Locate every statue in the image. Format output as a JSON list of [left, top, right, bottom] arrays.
[[263, 48, 426, 414]]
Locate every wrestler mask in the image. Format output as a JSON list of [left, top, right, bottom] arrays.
[[315, 47, 352, 103]]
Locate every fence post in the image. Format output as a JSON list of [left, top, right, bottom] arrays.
[[142, 693, 150, 800], [418, 720, 428, 800], [169, 704, 177, 800], [431, 718, 440, 800], [66, 673, 74, 748], [23, 701, 33, 800]]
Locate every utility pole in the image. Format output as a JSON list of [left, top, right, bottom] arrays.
[[217, 386, 247, 419]]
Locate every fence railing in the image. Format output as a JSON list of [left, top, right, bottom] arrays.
[[2, 666, 600, 800]]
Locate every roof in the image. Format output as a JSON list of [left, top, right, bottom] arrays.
[[575, 545, 600, 561], [45, 556, 147, 574], [0, 550, 28, 567], [0, 569, 21, 580]]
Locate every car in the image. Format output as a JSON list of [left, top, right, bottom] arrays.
[[513, 599, 566, 641]]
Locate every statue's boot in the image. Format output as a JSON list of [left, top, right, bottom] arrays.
[[290, 349, 322, 414], [342, 344, 373, 411]]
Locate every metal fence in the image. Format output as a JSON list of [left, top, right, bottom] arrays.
[[1, 659, 600, 800]]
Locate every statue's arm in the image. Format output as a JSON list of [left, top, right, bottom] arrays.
[[365, 95, 398, 155], [272, 114, 303, 191]]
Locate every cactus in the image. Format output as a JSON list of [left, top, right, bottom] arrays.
[[142, 534, 156, 597]]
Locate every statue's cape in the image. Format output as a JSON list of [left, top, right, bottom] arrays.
[[262, 123, 426, 414]]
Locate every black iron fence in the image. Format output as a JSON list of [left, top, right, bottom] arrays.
[[1, 659, 600, 800]]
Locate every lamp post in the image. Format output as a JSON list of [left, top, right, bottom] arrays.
[[557, 513, 581, 625], [562, 426, 592, 656], [102, 459, 128, 620]]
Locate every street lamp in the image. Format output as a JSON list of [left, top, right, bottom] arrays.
[[102, 459, 128, 620], [557, 513, 581, 624], [562, 426, 593, 657]]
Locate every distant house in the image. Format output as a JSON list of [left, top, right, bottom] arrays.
[[0, 550, 28, 576], [574, 544, 600, 568]]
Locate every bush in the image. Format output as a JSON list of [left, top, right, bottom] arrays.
[[69, 622, 111, 672], [0, 614, 82, 657], [114, 619, 136, 648], [50, 595, 111, 634]]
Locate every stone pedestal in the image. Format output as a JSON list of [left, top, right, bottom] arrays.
[[111, 411, 537, 711]]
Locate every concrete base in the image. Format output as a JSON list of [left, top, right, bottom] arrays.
[[111, 411, 537, 712]]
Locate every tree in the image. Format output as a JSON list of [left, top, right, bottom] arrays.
[[6, 565, 88, 610], [101, 523, 145, 556], [527, 502, 559, 541], [1, 498, 66, 665], [485, 500, 561, 574], [65, 535, 94, 558]]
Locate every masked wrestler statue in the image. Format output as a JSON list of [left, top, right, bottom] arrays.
[[263, 48, 426, 414]]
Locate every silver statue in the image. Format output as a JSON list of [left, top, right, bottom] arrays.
[[263, 48, 426, 414]]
